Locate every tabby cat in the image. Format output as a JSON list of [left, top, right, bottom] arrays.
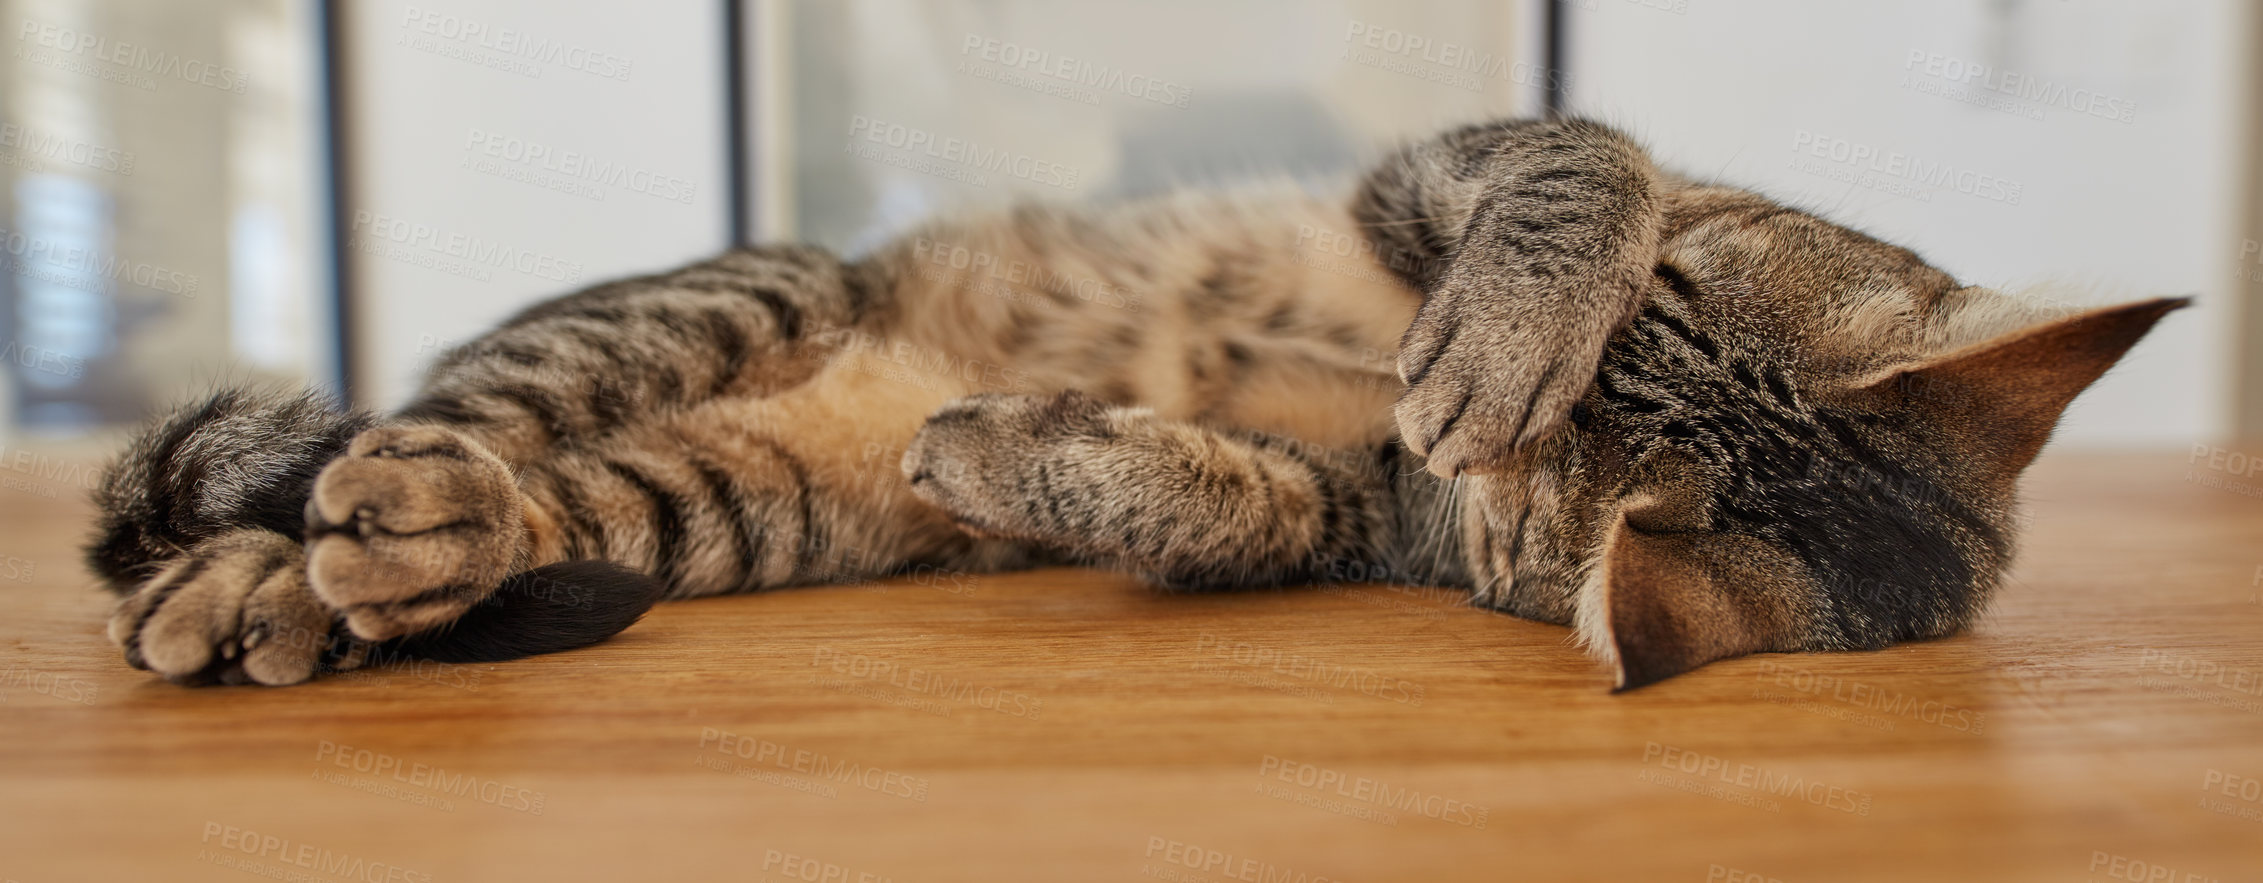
[[85, 118, 2183, 690]]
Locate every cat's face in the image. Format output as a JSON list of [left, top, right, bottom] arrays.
[[1462, 201, 2185, 689]]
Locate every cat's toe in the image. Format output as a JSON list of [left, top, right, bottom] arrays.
[[1395, 312, 1601, 478], [305, 425, 525, 640], [234, 560, 348, 685], [1397, 351, 1582, 478], [108, 529, 349, 686]]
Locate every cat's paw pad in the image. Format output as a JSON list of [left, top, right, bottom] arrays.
[[1394, 303, 1607, 478], [305, 425, 525, 640], [902, 391, 1108, 540], [108, 529, 364, 686]]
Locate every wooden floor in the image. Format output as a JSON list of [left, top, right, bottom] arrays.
[[3, 450, 2260, 882]]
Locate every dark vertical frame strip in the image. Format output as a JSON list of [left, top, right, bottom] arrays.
[[317, 0, 357, 401], [2240, 3, 2263, 438], [724, 0, 751, 245], [1542, 0, 1568, 119]]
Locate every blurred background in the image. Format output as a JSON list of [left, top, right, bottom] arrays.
[[0, 0, 2254, 479]]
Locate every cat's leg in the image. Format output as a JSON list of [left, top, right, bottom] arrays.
[[307, 243, 878, 631], [99, 395, 893, 684], [394, 244, 869, 465], [508, 356, 1022, 600], [86, 245, 865, 583], [90, 245, 873, 683], [96, 408, 648, 685], [91, 391, 386, 684], [901, 391, 1425, 589], [1351, 119, 1665, 477]]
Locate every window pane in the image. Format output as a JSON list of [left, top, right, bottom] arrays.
[[767, 0, 1545, 252], [0, 0, 333, 445]]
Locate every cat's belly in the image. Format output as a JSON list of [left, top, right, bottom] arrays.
[[703, 345, 991, 563], [879, 189, 1423, 455]]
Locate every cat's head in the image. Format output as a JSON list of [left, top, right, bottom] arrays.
[[1469, 194, 2187, 690]]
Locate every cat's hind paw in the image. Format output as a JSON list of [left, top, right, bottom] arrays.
[[305, 425, 528, 641], [108, 529, 360, 686]]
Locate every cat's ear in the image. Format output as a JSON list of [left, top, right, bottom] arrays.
[[1834, 297, 2189, 479], [1585, 498, 1803, 691]]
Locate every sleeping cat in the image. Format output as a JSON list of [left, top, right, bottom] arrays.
[[85, 118, 2183, 690]]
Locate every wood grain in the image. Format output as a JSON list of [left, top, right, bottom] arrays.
[[2, 450, 2260, 882]]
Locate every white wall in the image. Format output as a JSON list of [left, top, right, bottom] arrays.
[[1564, 0, 2246, 447], [342, 0, 730, 408]]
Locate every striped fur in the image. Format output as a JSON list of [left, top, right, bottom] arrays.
[[86, 119, 2179, 688]]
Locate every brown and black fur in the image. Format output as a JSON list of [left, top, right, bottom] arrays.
[[85, 118, 2183, 689]]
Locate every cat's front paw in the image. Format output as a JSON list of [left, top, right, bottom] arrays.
[[1394, 298, 1613, 478], [901, 391, 1109, 541], [108, 529, 363, 685], [305, 425, 527, 640]]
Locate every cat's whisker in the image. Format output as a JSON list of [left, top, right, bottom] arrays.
[[1422, 475, 1462, 586], [1360, 215, 1461, 228]]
